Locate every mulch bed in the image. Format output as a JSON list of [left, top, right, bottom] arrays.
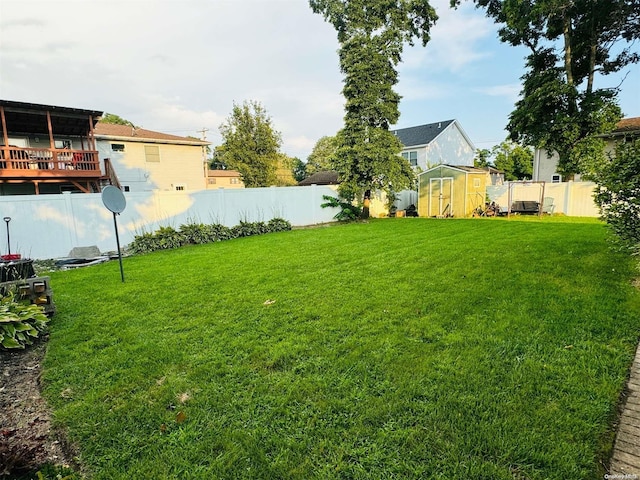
[[0, 339, 77, 477]]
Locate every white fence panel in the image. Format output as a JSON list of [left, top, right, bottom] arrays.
[[0, 185, 339, 260], [487, 181, 600, 217]]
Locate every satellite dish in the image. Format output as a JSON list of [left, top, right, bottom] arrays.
[[102, 185, 126, 213]]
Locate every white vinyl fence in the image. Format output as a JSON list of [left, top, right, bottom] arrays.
[[0, 185, 340, 260], [487, 181, 600, 217]]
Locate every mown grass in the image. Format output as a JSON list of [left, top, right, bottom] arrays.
[[42, 217, 640, 479]]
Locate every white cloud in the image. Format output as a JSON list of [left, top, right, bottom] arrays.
[[476, 84, 522, 102]]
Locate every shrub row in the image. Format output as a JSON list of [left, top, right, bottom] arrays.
[[128, 218, 292, 255]]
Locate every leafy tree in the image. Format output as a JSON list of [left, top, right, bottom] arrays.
[[101, 113, 136, 127], [306, 136, 338, 175], [216, 101, 282, 188], [474, 148, 492, 168], [592, 139, 640, 250], [491, 141, 533, 181], [454, 0, 639, 178], [274, 154, 299, 186], [309, 0, 437, 212], [291, 157, 307, 182]]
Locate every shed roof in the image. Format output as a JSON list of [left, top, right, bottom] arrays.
[[418, 164, 489, 175], [391, 120, 455, 147]]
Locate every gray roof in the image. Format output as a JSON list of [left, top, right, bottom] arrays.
[[298, 171, 340, 186], [392, 120, 455, 148]]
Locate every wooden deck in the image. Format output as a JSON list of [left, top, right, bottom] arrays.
[[609, 344, 640, 477]]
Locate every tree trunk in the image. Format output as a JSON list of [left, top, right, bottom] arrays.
[[361, 189, 371, 219], [563, 14, 574, 87]]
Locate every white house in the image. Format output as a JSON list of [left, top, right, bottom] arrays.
[[94, 123, 210, 192], [532, 117, 640, 183], [392, 119, 475, 171]]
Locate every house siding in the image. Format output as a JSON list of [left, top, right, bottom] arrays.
[[98, 140, 206, 192]]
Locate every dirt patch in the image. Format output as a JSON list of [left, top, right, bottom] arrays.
[[0, 339, 77, 477]]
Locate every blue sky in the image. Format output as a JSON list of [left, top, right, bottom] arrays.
[[1, 0, 638, 159]]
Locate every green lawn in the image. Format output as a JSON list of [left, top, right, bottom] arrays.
[[42, 217, 640, 479]]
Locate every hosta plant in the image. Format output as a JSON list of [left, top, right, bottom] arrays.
[[0, 290, 49, 349]]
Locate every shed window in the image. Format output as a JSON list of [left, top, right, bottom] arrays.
[[144, 145, 160, 162], [473, 178, 481, 188]]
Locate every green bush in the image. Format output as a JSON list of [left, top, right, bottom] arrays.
[[231, 221, 269, 238], [128, 217, 292, 255], [0, 290, 49, 349], [267, 217, 292, 232], [179, 223, 212, 245], [321, 195, 362, 221], [206, 224, 234, 241]]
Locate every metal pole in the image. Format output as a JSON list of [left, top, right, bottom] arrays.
[[113, 212, 125, 282], [3, 217, 10, 255]]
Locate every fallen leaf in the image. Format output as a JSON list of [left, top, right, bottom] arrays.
[[263, 299, 276, 305], [176, 411, 187, 424]]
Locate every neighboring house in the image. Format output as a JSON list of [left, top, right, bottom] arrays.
[[206, 168, 244, 189], [392, 119, 475, 171], [533, 117, 640, 183], [95, 123, 210, 192], [0, 99, 105, 195], [484, 166, 505, 186]]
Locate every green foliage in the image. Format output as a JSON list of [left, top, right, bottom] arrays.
[[129, 218, 291, 254], [309, 0, 436, 204], [231, 221, 270, 238], [101, 113, 136, 127], [474, 148, 492, 168], [457, 0, 639, 176], [0, 290, 49, 350], [290, 157, 307, 182], [592, 139, 640, 250], [306, 135, 338, 176], [267, 217, 293, 232], [492, 141, 533, 180], [216, 101, 282, 187], [321, 194, 362, 221]]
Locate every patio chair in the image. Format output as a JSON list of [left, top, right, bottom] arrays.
[[542, 197, 555, 214]]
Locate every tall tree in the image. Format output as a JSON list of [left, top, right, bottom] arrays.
[[454, 0, 639, 178], [216, 101, 282, 188], [474, 148, 492, 168], [306, 135, 339, 175], [309, 0, 437, 209], [491, 141, 533, 181]]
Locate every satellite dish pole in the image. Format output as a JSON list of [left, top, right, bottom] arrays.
[[101, 186, 127, 282]]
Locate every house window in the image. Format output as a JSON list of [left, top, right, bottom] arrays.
[[111, 144, 125, 152], [144, 145, 160, 162], [175, 184, 185, 191], [123, 186, 130, 192], [55, 140, 72, 149], [208, 178, 216, 184], [230, 178, 240, 184], [402, 151, 418, 167], [552, 174, 562, 183]]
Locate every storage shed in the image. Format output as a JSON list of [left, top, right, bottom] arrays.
[[418, 165, 489, 217]]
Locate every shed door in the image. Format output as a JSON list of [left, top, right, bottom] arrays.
[[429, 178, 453, 217]]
